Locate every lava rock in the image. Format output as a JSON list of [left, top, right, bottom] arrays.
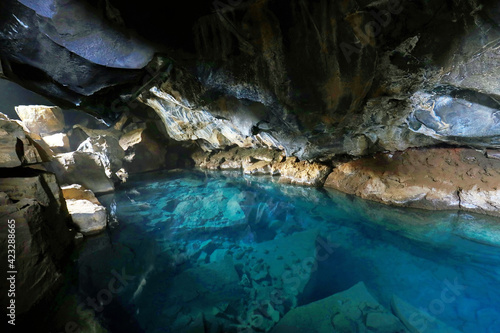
[[119, 128, 166, 173], [0, 113, 44, 167], [53, 151, 114, 194], [15, 105, 65, 135]]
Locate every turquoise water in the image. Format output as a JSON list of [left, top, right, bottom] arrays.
[[67, 170, 500, 332]]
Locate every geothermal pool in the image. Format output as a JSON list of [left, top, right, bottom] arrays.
[[53, 170, 500, 332]]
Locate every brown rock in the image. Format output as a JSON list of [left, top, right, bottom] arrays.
[[15, 105, 65, 135], [324, 148, 500, 217], [53, 151, 114, 194], [0, 114, 44, 167], [275, 157, 332, 186], [0, 169, 73, 314], [42, 132, 71, 153], [119, 128, 166, 173], [61, 184, 101, 204], [244, 160, 274, 175]]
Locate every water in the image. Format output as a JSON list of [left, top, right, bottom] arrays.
[[54, 170, 500, 332]]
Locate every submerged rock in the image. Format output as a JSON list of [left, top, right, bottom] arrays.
[[271, 282, 407, 333], [391, 295, 461, 333]]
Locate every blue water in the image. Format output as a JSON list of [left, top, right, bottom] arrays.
[[64, 170, 500, 332]]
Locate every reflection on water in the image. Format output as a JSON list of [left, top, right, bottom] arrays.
[[56, 170, 500, 332]]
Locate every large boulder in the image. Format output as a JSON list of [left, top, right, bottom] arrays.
[[0, 113, 44, 167], [77, 135, 125, 179], [15, 105, 65, 135], [65, 200, 107, 235], [61, 184, 107, 235], [0, 168, 73, 315], [271, 282, 407, 333], [53, 151, 114, 194], [119, 128, 166, 173], [324, 148, 500, 217]]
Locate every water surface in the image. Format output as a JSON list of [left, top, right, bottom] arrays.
[[57, 170, 500, 332]]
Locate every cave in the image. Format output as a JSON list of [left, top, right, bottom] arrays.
[[1, 0, 500, 332]]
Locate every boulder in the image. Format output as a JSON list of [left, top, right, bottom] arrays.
[[15, 105, 65, 135], [53, 151, 114, 194], [42, 132, 70, 153], [324, 148, 500, 217], [77, 135, 125, 179], [0, 169, 73, 314], [275, 157, 331, 186], [0, 113, 44, 167], [61, 184, 101, 204], [271, 282, 407, 333], [65, 199, 107, 235], [119, 128, 166, 173]]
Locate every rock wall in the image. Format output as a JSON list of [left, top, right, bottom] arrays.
[[0, 113, 74, 315], [3, 0, 500, 160]]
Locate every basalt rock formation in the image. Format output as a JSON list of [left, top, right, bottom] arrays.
[[1, 0, 500, 159], [2, 0, 500, 215]]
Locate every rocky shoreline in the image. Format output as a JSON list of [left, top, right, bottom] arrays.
[[193, 145, 500, 218], [1, 103, 500, 327]]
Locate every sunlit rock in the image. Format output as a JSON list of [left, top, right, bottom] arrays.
[[61, 184, 101, 204], [15, 105, 65, 135], [243, 160, 274, 175], [65, 199, 107, 235], [41, 132, 70, 153], [77, 135, 125, 179], [275, 157, 331, 187], [0, 112, 44, 167], [54, 151, 114, 194]]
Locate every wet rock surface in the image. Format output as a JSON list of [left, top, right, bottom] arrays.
[[193, 146, 331, 187], [324, 148, 500, 217], [272, 282, 407, 333]]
